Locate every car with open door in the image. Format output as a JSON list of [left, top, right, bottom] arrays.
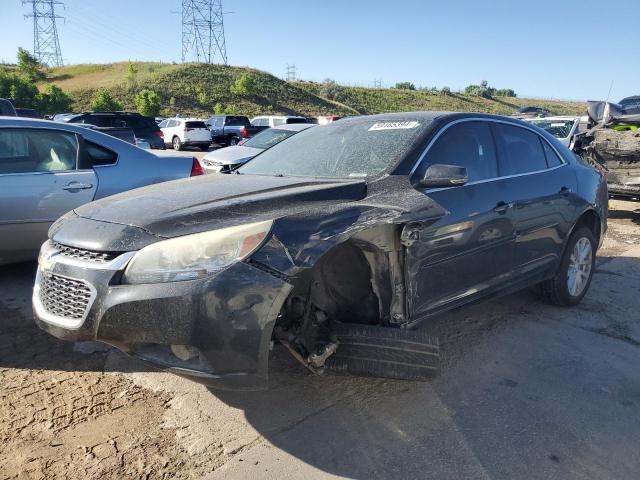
[[0, 117, 203, 265], [33, 112, 607, 390]]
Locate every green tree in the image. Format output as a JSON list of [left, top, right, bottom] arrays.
[[230, 73, 258, 96], [495, 88, 517, 97], [0, 69, 39, 108], [91, 88, 122, 111], [441, 86, 451, 95], [17, 47, 45, 82], [394, 82, 416, 90], [135, 89, 161, 117], [38, 84, 74, 114]]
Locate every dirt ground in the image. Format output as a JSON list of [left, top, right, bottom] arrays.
[[1, 199, 639, 480]]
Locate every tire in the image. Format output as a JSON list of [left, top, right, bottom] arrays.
[[540, 227, 596, 306], [172, 136, 182, 151], [228, 135, 240, 146], [325, 323, 439, 381]]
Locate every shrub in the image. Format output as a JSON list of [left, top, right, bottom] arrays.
[[230, 73, 257, 96], [394, 82, 416, 90], [495, 88, 517, 97], [320, 78, 344, 101], [91, 88, 122, 111], [135, 89, 161, 117], [38, 84, 73, 114], [441, 86, 451, 95], [126, 63, 138, 84]]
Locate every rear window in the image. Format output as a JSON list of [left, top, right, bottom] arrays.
[[286, 117, 310, 124], [0, 100, 16, 116], [185, 121, 207, 129], [125, 115, 159, 132], [225, 116, 250, 127]]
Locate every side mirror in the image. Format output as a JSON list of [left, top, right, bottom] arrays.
[[418, 164, 468, 188]]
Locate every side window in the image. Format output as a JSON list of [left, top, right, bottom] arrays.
[[0, 129, 77, 174], [158, 119, 168, 128], [541, 139, 564, 167], [82, 141, 118, 168], [495, 124, 547, 175], [417, 121, 498, 182]]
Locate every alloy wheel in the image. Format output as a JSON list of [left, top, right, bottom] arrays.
[[567, 237, 592, 297]]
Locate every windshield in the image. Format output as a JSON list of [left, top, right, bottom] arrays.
[[242, 128, 299, 150], [531, 119, 575, 139], [238, 119, 428, 178]]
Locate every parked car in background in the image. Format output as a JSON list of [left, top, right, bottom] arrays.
[[77, 124, 136, 145], [318, 115, 342, 125], [61, 112, 165, 149], [158, 118, 211, 151], [512, 106, 552, 119], [527, 116, 583, 148], [618, 96, 640, 114], [250, 115, 312, 128], [205, 115, 266, 146], [15, 108, 39, 118], [0, 98, 17, 116], [0, 117, 202, 265], [33, 112, 607, 390], [200, 123, 314, 174]]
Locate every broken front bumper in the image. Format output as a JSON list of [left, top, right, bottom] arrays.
[[33, 241, 292, 390]]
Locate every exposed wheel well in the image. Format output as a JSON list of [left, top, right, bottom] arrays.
[[574, 209, 601, 244]]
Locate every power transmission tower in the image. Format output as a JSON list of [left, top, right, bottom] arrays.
[[23, 0, 64, 67], [181, 0, 227, 65], [286, 64, 296, 81], [373, 78, 382, 89]]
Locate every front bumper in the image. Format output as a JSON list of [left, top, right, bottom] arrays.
[[33, 242, 292, 390]]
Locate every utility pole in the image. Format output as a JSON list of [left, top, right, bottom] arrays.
[[181, 0, 227, 65], [23, 0, 64, 67], [286, 63, 296, 81]]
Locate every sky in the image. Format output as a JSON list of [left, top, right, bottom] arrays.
[[2, 0, 638, 101]]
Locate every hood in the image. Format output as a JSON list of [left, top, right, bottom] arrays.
[[202, 145, 263, 165], [71, 174, 367, 244]]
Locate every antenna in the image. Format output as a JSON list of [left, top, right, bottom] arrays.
[[286, 63, 296, 81], [606, 80, 614, 102], [23, 0, 64, 67], [181, 0, 227, 65]]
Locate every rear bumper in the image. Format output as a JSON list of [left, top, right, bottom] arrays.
[[33, 243, 292, 390]]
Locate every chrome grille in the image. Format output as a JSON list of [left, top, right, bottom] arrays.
[[52, 242, 118, 263], [39, 273, 93, 320]]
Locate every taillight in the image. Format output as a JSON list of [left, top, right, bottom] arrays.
[[154, 130, 164, 138], [241, 127, 248, 138], [190, 157, 204, 176]]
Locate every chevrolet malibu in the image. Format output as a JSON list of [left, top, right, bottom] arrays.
[[33, 112, 608, 390]]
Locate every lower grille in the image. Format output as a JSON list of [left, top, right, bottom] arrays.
[[52, 241, 119, 263], [39, 273, 93, 320]]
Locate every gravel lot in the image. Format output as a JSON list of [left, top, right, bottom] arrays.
[[1, 199, 639, 480]]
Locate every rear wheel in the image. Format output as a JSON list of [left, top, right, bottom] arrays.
[[228, 135, 240, 146], [540, 227, 596, 306], [172, 136, 183, 151]]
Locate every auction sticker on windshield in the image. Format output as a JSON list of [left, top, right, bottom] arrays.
[[368, 121, 420, 131]]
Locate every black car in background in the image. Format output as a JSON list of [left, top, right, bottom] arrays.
[[34, 112, 607, 391], [0, 98, 17, 116], [62, 111, 165, 149]]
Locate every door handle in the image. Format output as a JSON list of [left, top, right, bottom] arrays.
[[559, 186, 571, 196], [493, 201, 513, 214], [63, 182, 93, 191]]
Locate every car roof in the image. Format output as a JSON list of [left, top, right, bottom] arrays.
[[270, 123, 315, 132], [0, 116, 100, 133], [528, 116, 579, 122]]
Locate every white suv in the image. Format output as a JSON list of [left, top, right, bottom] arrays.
[[250, 115, 312, 128], [159, 118, 212, 151]]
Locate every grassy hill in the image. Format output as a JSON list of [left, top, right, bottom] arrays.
[[46, 62, 586, 117]]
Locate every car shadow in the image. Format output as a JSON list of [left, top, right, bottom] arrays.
[[211, 255, 640, 479], [608, 201, 640, 225]]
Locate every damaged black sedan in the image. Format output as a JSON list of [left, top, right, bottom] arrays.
[[34, 112, 608, 390]]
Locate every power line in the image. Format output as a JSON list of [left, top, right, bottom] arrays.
[[286, 63, 296, 81], [23, 0, 64, 67], [181, 0, 227, 64]]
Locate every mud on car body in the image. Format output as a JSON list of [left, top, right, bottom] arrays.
[[33, 112, 608, 390]]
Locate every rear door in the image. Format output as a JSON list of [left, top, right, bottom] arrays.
[[0, 128, 97, 263], [209, 117, 224, 142], [406, 120, 517, 319], [492, 122, 577, 278]]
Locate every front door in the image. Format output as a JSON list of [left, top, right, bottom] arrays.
[[406, 121, 517, 320], [0, 128, 97, 263]]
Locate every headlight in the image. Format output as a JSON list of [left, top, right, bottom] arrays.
[[121, 220, 273, 284]]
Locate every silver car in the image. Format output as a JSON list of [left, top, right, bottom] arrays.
[[0, 117, 200, 265], [200, 123, 314, 174]]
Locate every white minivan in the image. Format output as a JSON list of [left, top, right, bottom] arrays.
[[250, 115, 312, 128]]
